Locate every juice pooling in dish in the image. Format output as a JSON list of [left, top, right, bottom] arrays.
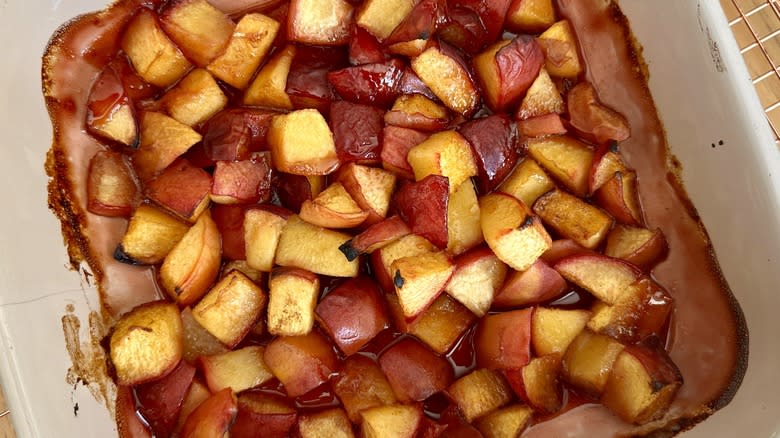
[[43, 0, 747, 436]]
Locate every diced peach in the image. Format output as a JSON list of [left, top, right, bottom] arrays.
[[199, 346, 274, 393], [349, 25, 387, 65], [537, 20, 582, 79], [159, 211, 222, 306], [445, 247, 507, 317], [554, 254, 642, 305], [133, 112, 202, 182], [244, 44, 296, 109], [288, 0, 353, 45], [518, 113, 567, 138], [497, 158, 556, 208], [540, 238, 595, 265], [202, 108, 277, 161], [605, 225, 668, 270], [297, 408, 355, 438], [379, 337, 453, 402], [174, 379, 211, 434], [300, 182, 369, 229], [192, 270, 267, 347], [135, 360, 195, 437], [268, 109, 339, 175], [506, 0, 556, 33], [395, 175, 450, 249], [263, 332, 339, 397], [459, 114, 518, 194], [475, 405, 532, 438], [180, 388, 237, 438], [527, 135, 594, 197], [163, 68, 227, 127], [332, 355, 397, 423], [473, 36, 543, 112], [110, 301, 183, 386], [505, 354, 563, 414], [160, 0, 235, 67], [385, 94, 450, 132], [533, 190, 613, 250], [517, 67, 564, 120], [244, 207, 289, 272], [480, 192, 552, 271], [371, 234, 436, 293], [146, 159, 212, 222], [121, 9, 191, 88], [356, 0, 417, 40], [180, 307, 228, 363], [492, 259, 567, 308], [267, 267, 320, 336], [316, 276, 389, 355], [531, 307, 592, 357], [447, 368, 513, 422], [211, 152, 273, 205], [594, 170, 643, 226], [116, 202, 186, 265], [86, 65, 139, 147], [447, 181, 483, 255], [230, 392, 297, 438], [275, 215, 360, 277], [475, 308, 534, 370], [561, 330, 625, 395], [387, 293, 477, 355], [381, 126, 430, 179], [207, 13, 280, 89], [87, 151, 138, 217], [360, 404, 423, 438], [330, 101, 384, 165], [567, 81, 630, 145], [328, 59, 405, 107], [392, 250, 455, 319], [116, 386, 152, 438], [339, 216, 411, 261], [411, 43, 480, 116]]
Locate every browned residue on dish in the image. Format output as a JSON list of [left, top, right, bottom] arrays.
[[62, 305, 116, 417]]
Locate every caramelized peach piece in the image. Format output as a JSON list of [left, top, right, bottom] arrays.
[[533, 190, 613, 250], [395, 174, 450, 249], [506, 0, 556, 33], [568, 81, 631, 144], [298, 408, 355, 438], [163, 69, 228, 127], [517, 67, 564, 120], [391, 250, 455, 319], [447, 181, 483, 255], [506, 354, 563, 414], [207, 13, 280, 89], [244, 44, 296, 109], [86, 65, 138, 147], [601, 340, 683, 424], [492, 258, 567, 308], [562, 330, 625, 395], [288, 0, 353, 45], [263, 332, 338, 397], [268, 109, 339, 175], [527, 135, 594, 197], [328, 59, 405, 107], [332, 355, 397, 423], [244, 207, 289, 272], [447, 368, 513, 422], [160, 0, 235, 66], [385, 94, 450, 132], [537, 20, 583, 79], [476, 308, 534, 370], [356, 0, 417, 40], [480, 193, 552, 271], [411, 44, 480, 115], [360, 404, 423, 438], [134, 354, 195, 436], [518, 113, 568, 138], [159, 211, 222, 306], [267, 267, 320, 336], [146, 159, 212, 222], [315, 276, 389, 355], [497, 158, 556, 208], [379, 337, 453, 402], [381, 125, 430, 179], [336, 163, 397, 225], [594, 170, 643, 226], [474, 36, 543, 112], [174, 379, 211, 434], [330, 101, 384, 165], [554, 254, 642, 304], [116, 385, 152, 438], [300, 182, 370, 229], [192, 270, 266, 347], [180, 307, 228, 363], [133, 112, 202, 182], [475, 404, 533, 438], [445, 247, 507, 317], [179, 388, 237, 438], [211, 153, 273, 205], [275, 215, 360, 277], [387, 292, 477, 355], [459, 114, 518, 194], [231, 392, 298, 438], [109, 301, 183, 385], [339, 216, 411, 261], [605, 225, 668, 270], [371, 234, 436, 293], [87, 151, 138, 217], [121, 9, 191, 88], [531, 307, 591, 356], [199, 346, 274, 393]]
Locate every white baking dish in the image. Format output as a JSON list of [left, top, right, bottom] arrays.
[[0, 0, 777, 436]]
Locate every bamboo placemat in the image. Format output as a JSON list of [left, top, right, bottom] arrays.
[[0, 2, 772, 438]]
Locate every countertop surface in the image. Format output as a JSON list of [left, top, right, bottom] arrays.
[[0, 1, 773, 437]]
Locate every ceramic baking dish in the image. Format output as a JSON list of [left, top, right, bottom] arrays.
[[0, 0, 777, 436]]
